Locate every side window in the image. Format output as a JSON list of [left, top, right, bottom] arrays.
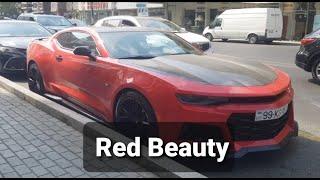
[[120, 20, 136, 27], [214, 18, 222, 27], [102, 19, 120, 27], [56, 31, 99, 56]]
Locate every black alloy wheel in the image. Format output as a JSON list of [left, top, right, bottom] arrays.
[[28, 63, 45, 95], [115, 91, 158, 142], [312, 59, 320, 84]]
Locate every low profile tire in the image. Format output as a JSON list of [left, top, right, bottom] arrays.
[[28, 63, 45, 95], [312, 59, 320, 84], [114, 91, 158, 141], [205, 33, 213, 41], [222, 38, 228, 42], [248, 34, 258, 44]]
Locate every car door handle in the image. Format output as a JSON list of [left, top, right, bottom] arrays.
[[56, 55, 63, 62]]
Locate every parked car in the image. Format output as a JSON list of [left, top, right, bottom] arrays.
[[296, 28, 320, 83], [203, 8, 283, 44], [27, 27, 298, 158], [17, 13, 74, 33], [93, 16, 213, 53], [68, 18, 88, 27], [0, 20, 51, 74]]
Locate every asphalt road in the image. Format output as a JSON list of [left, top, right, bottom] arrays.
[[212, 40, 320, 138], [3, 40, 320, 177]]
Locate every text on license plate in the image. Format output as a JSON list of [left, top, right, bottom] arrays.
[[255, 104, 288, 121]]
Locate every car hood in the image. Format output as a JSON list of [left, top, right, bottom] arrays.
[[175, 32, 210, 44], [120, 54, 277, 87], [0, 36, 46, 49]]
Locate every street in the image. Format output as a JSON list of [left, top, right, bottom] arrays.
[[212, 40, 320, 137], [3, 41, 320, 178]]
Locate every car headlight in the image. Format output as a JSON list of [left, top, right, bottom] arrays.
[[176, 94, 229, 106]]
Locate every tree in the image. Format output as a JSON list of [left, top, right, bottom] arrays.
[[0, 2, 19, 18]]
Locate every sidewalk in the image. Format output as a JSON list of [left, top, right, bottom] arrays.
[[211, 39, 300, 46], [0, 87, 158, 178]]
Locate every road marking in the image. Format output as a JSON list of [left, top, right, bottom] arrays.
[[213, 53, 297, 68]]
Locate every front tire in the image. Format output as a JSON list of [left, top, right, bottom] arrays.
[[205, 33, 213, 41], [248, 34, 258, 44], [28, 63, 45, 95], [114, 91, 158, 140], [312, 59, 320, 83]]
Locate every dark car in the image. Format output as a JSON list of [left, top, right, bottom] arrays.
[[0, 20, 51, 74], [296, 28, 320, 83], [17, 13, 74, 33]]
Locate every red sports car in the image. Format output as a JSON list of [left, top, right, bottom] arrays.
[[27, 27, 298, 158]]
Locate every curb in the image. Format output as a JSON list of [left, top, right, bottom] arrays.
[[0, 76, 206, 178], [211, 39, 300, 46]]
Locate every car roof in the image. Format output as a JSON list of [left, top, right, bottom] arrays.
[[94, 27, 168, 33], [19, 13, 63, 17], [62, 26, 170, 33], [99, 15, 165, 21], [0, 20, 38, 24]]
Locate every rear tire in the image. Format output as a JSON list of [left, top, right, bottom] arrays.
[[28, 63, 45, 95], [204, 33, 213, 41], [312, 59, 320, 84], [248, 34, 258, 44], [114, 91, 158, 141]]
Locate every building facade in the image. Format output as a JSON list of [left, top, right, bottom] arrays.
[[165, 2, 320, 40]]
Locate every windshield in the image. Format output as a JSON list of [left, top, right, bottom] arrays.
[[0, 23, 51, 37], [306, 27, 320, 38], [36, 16, 72, 26], [136, 18, 183, 32], [98, 31, 202, 59]]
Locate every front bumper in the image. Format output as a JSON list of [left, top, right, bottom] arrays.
[[0, 47, 27, 73], [295, 50, 311, 71], [231, 120, 298, 158]]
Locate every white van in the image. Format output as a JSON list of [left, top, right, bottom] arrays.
[[203, 8, 283, 44]]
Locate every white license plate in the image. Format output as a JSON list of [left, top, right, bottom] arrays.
[[255, 104, 288, 121]]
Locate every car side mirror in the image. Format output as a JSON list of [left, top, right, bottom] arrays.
[[73, 46, 96, 61], [209, 25, 214, 29], [72, 23, 77, 26]]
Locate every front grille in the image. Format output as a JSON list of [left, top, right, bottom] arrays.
[[227, 103, 291, 141]]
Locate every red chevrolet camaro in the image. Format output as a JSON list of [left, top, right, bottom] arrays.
[[27, 27, 298, 158]]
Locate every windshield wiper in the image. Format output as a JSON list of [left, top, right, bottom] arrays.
[[118, 55, 156, 59]]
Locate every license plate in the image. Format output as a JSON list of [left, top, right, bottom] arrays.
[[255, 104, 288, 121]]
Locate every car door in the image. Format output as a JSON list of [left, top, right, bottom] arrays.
[[210, 18, 223, 38], [52, 31, 108, 117]]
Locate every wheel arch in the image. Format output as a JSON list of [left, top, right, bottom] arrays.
[[112, 87, 158, 122], [246, 33, 258, 40]]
